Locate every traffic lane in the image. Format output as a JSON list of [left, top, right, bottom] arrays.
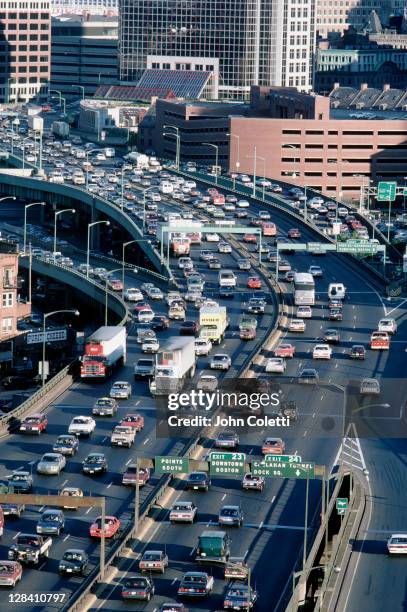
[[342, 437, 407, 612]]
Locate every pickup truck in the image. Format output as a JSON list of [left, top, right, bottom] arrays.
[[111, 425, 136, 448], [8, 533, 52, 565]]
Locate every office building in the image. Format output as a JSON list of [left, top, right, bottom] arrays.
[[51, 14, 118, 98], [0, 240, 30, 341], [0, 0, 51, 103], [316, 0, 401, 39], [51, 0, 118, 15], [228, 85, 407, 200], [119, 0, 316, 99]]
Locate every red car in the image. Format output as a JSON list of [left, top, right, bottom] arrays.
[[109, 279, 123, 291], [247, 276, 262, 289], [288, 228, 301, 239], [122, 465, 150, 486], [274, 343, 295, 358], [90, 516, 121, 538], [19, 413, 48, 434], [0, 561, 22, 587], [133, 302, 152, 312], [120, 413, 144, 431], [243, 234, 258, 243], [262, 437, 285, 455]]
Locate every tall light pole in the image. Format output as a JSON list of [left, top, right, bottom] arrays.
[[227, 132, 240, 188], [202, 142, 219, 185], [163, 125, 180, 169], [122, 240, 138, 299], [24, 201, 45, 254], [104, 268, 122, 326], [292, 564, 341, 611], [42, 309, 79, 386], [50, 89, 62, 108], [247, 153, 266, 200], [72, 85, 85, 100], [22, 136, 32, 169], [87, 220, 110, 278], [54, 208, 75, 255]]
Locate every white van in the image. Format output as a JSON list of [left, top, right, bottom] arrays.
[[328, 283, 346, 300], [219, 270, 237, 288], [104, 147, 115, 158], [160, 181, 173, 195]]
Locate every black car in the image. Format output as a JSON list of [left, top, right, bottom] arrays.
[[214, 431, 239, 449], [323, 328, 340, 344], [329, 308, 343, 321], [180, 321, 200, 336], [151, 315, 170, 331], [186, 471, 211, 492], [218, 505, 244, 527], [224, 583, 258, 610], [121, 576, 155, 601], [350, 344, 366, 359], [219, 286, 235, 299], [208, 258, 221, 270], [246, 298, 266, 314], [53, 434, 79, 456], [59, 549, 89, 576], [82, 453, 107, 475]]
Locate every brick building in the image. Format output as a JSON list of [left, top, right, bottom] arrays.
[[0, 240, 30, 341]]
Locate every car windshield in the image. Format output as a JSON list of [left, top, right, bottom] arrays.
[[0, 565, 13, 573], [73, 418, 87, 424], [114, 427, 128, 434], [57, 436, 74, 445], [189, 473, 205, 481], [64, 552, 82, 561], [184, 575, 206, 584], [138, 360, 153, 366], [143, 552, 161, 561], [42, 455, 59, 462], [11, 474, 29, 481], [221, 508, 238, 516], [87, 455, 104, 463], [229, 587, 249, 596], [124, 578, 146, 588], [19, 536, 39, 546], [43, 513, 60, 522], [113, 383, 127, 389], [96, 399, 111, 406], [25, 417, 40, 423]]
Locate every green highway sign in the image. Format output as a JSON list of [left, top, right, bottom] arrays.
[[155, 456, 189, 474], [336, 498, 348, 515], [377, 181, 397, 202], [210, 452, 246, 476], [251, 460, 315, 479], [264, 454, 302, 463], [336, 240, 378, 254]]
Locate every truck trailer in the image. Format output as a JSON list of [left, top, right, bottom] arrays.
[[149, 337, 196, 395], [80, 326, 126, 379], [199, 305, 228, 344]]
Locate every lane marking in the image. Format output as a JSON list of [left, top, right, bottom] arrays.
[[85, 506, 93, 515]]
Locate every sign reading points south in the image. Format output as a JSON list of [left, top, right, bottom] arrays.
[[251, 460, 315, 479], [377, 181, 397, 202], [155, 456, 189, 474], [210, 452, 246, 475]]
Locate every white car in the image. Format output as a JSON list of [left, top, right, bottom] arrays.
[[142, 338, 159, 353], [313, 344, 332, 359], [68, 416, 96, 437], [206, 233, 220, 242], [147, 287, 164, 300], [387, 534, 407, 554], [360, 377, 380, 395], [124, 287, 143, 302], [110, 381, 132, 399], [308, 266, 323, 277], [218, 242, 232, 254], [178, 257, 192, 269], [265, 358, 287, 373], [297, 306, 312, 318], [289, 319, 306, 332], [237, 199, 250, 208], [37, 452, 66, 475], [210, 354, 232, 370], [138, 309, 154, 323], [378, 318, 397, 334], [194, 338, 212, 356]]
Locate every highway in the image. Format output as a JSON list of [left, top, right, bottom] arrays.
[[0, 118, 406, 611]]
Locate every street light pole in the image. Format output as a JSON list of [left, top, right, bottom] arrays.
[[163, 125, 181, 169], [42, 309, 79, 385], [24, 201, 45, 254], [71, 85, 85, 100], [202, 143, 219, 185], [122, 240, 138, 299], [227, 132, 241, 188], [87, 220, 110, 278], [54, 208, 75, 256]]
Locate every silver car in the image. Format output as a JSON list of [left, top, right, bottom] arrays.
[[93, 397, 118, 416], [210, 354, 232, 370], [37, 453, 66, 475], [110, 381, 132, 399], [169, 501, 197, 524]]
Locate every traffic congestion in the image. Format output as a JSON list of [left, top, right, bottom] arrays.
[[0, 106, 405, 611]]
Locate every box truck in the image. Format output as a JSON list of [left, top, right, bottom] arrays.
[[52, 121, 70, 137], [199, 305, 228, 344], [80, 326, 126, 379], [149, 337, 196, 395]]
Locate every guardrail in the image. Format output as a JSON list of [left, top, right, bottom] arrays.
[[171, 168, 387, 286], [62, 216, 284, 612]]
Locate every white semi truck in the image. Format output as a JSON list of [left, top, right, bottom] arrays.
[[80, 326, 126, 379], [149, 337, 196, 395]]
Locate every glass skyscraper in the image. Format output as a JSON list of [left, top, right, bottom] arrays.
[[119, 0, 315, 99]]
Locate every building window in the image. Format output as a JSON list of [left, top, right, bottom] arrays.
[[2, 292, 13, 308], [1, 317, 13, 333], [3, 268, 13, 288]]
